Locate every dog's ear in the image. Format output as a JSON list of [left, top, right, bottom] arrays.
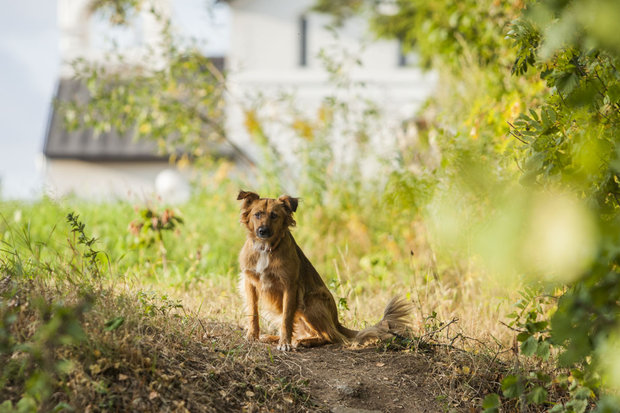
[[237, 190, 259, 206], [238, 190, 260, 227], [278, 195, 298, 228], [278, 195, 299, 213]]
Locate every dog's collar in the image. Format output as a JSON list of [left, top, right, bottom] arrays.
[[252, 232, 287, 253]]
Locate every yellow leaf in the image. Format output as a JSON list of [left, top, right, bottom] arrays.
[[292, 119, 314, 141], [244, 110, 260, 136], [139, 122, 152, 135]]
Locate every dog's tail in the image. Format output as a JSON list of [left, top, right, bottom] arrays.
[[338, 297, 413, 345]]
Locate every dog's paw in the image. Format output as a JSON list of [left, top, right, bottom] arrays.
[[259, 334, 280, 344], [246, 331, 259, 341], [276, 341, 292, 351]]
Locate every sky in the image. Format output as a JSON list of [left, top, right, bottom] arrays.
[[0, 0, 229, 199]]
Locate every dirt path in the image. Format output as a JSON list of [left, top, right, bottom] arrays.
[[275, 344, 441, 412], [205, 322, 501, 413]]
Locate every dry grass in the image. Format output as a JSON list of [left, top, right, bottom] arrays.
[[0, 274, 321, 412], [1, 263, 570, 412]]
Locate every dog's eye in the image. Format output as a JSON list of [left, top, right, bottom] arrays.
[[270, 212, 278, 219], [254, 212, 262, 219]]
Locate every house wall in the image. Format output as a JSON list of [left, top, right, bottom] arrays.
[[44, 159, 190, 202], [225, 0, 437, 165], [58, 0, 170, 76]]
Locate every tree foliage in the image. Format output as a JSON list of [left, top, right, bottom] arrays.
[[507, 3, 620, 409], [320, 0, 620, 410], [61, 1, 251, 166]]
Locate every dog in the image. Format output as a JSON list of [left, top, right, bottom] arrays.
[[237, 190, 412, 351]]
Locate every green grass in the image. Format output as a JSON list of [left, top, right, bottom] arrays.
[[0, 178, 521, 343]]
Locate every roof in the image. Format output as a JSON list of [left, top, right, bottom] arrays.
[[44, 77, 169, 162], [44, 57, 232, 163]]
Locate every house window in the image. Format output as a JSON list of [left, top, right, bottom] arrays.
[[398, 39, 407, 67], [299, 15, 308, 67]]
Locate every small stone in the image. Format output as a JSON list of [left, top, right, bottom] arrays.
[[335, 383, 359, 397]]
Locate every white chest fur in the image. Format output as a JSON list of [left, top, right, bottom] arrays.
[[255, 250, 270, 274]]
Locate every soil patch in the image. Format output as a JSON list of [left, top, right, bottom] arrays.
[[276, 345, 439, 412], [203, 323, 504, 412]]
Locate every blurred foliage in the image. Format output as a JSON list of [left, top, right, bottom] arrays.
[[128, 206, 183, 248], [89, 0, 145, 25], [1, 215, 96, 411], [317, 0, 620, 410], [60, 2, 251, 168], [63, 49, 230, 163], [506, 3, 620, 410], [315, 0, 524, 69], [128, 206, 183, 273]]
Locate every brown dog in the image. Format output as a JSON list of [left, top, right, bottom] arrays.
[[237, 190, 412, 351]]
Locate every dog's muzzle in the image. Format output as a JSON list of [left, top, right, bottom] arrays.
[[257, 226, 272, 239]]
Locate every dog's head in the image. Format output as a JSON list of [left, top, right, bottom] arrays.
[[237, 190, 298, 241]]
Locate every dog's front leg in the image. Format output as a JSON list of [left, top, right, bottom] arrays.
[[244, 274, 259, 341], [277, 287, 296, 351]]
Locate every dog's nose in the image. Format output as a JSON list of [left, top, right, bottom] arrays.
[[257, 226, 272, 239]]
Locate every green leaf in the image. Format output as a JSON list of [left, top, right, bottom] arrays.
[[527, 386, 548, 404], [482, 393, 501, 411], [521, 335, 538, 356], [537, 371, 552, 384], [567, 398, 588, 413], [502, 375, 524, 399], [0, 401, 13, 411], [517, 331, 531, 342], [530, 321, 548, 332], [16, 395, 38, 412], [104, 316, 125, 332], [548, 404, 565, 413], [608, 83, 620, 104], [52, 402, 75, 412], [536, 340, 551, 361], [524, 152, 544, 172], [573, 386, 592, 400], [555, 72, 579, 96]]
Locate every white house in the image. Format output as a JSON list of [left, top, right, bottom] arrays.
[[224, 0, 437, 174]]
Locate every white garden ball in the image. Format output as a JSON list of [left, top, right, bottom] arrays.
[[155, 169, 190, 204]]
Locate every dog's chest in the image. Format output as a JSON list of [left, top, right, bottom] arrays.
[[255, 250, 270, 274]]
